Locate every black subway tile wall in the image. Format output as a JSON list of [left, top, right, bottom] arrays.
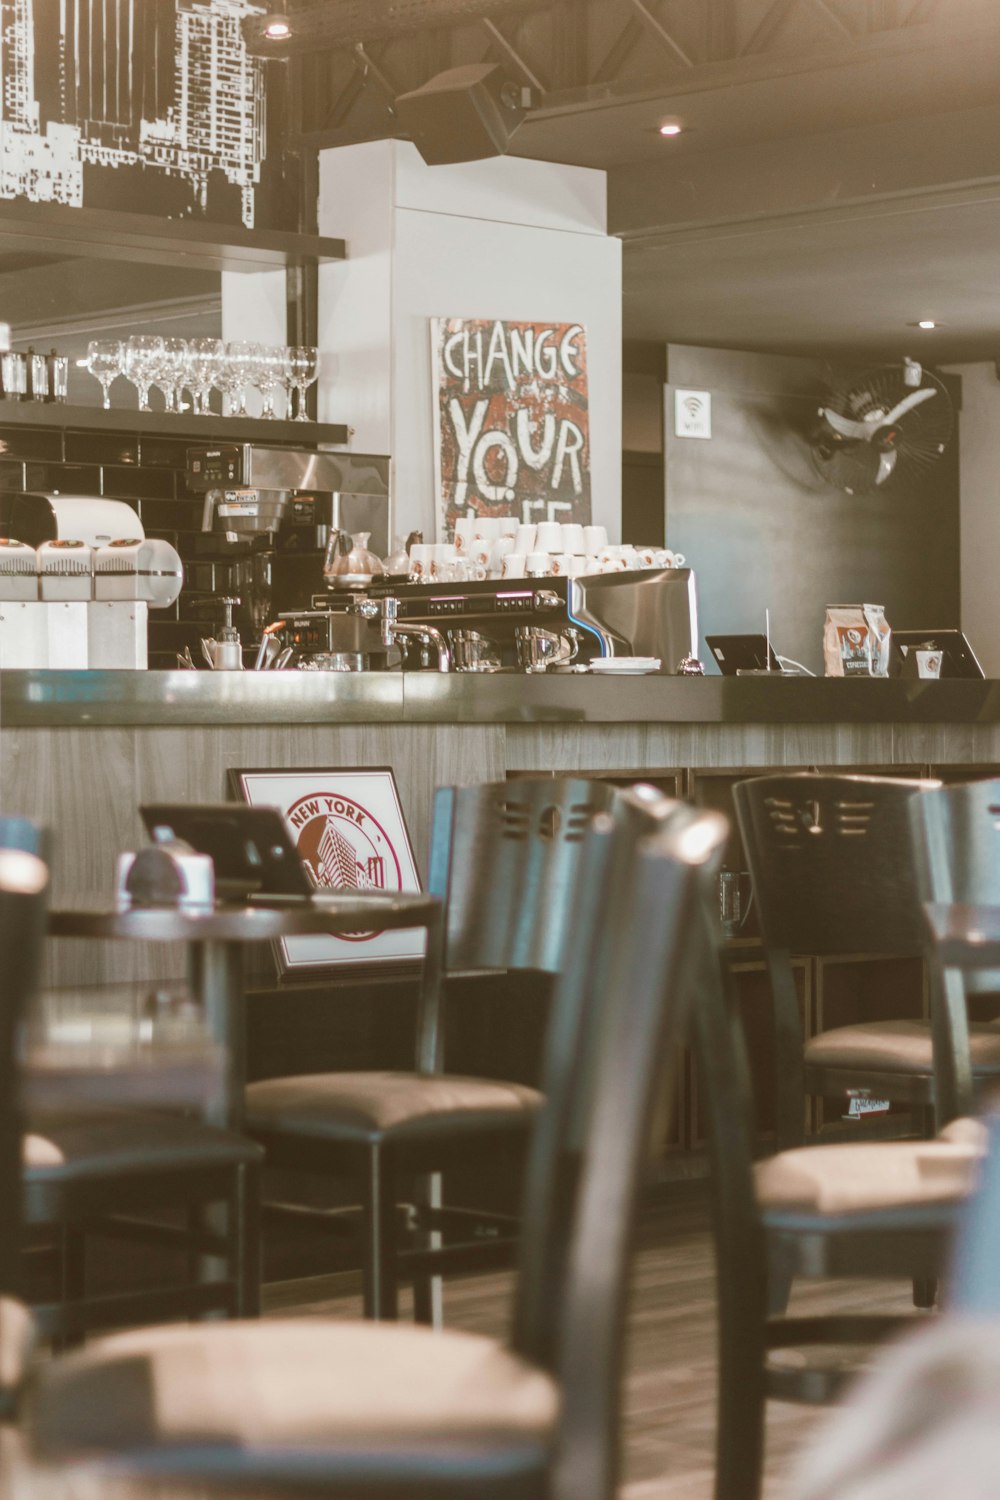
[[0, 419, 206, 670]]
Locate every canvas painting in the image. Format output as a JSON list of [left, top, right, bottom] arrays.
[[432, 316, 592, 540]]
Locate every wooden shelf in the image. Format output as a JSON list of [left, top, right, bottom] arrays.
[[0, 202, 345, 275], [0, 401, 349, 447]]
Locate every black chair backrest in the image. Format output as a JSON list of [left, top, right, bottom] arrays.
[[734, 772, 938, 957], [428, 777, 620, 975], [510, 790, 728, 1500], [0, 841, 50, 1300]]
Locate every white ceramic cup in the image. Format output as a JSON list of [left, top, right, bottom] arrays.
[[635, 546, 658, 567], [514, 524, 537, 555], [916, 649, 943, 679], [470, 536, 493, 570], [536, 521, 564, 552], [453, 517, 476, 555], [663, 550, 686, 569], [474, 517, 503, 543], [562, 523, 585, 555], [490, 536, 515, 575], [502, 552, 527, 578], [549, 553, 575, 577], [584, 554, 603, 574], [583, 525, 608, 552], [429, 543, 456, 579], [526, 551, 553, 576], [497, 515, 519, 540], [409, 543, 433, 580]]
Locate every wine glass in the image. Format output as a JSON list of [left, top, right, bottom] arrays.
[[124, 335, 164, 412], [225, 341, 262, 418], [254, 345, 284, 420], [156, 337, 189, 412], [288, 346, 319, 421], [85, 340, 124, 410], [187, 337, 224, 415]]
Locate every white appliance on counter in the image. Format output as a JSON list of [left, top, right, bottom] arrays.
[[0, 495, 183, 670]]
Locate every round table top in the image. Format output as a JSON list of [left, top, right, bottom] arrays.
[[48, 891, 441, 942]]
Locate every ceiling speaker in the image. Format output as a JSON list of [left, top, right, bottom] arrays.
[[394, 63, 527, 166]]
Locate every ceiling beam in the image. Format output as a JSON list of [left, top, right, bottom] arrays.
[[480, 16, 548, 91], [739, 0, 798, 55], [245, 0, 546, 56], [626, 0, 696, 68]]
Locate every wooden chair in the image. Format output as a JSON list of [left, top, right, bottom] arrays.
[[244, 775, 627, 1321], [6, 817, 262, 1339], [9, 798, 726, 1500], [733, 772, 1000, 1148]]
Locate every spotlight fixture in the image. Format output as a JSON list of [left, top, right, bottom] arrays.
[[262, 6, 291, 40], [909, 319, 943, 330], [658, 120, 683, 137]]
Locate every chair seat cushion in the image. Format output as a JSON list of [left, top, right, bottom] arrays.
[[804, 1020, 1000, 1076], [756, 1116, 986, 1219], [23, 1110, 262, 1182], [26, 1319, 558, 1489], [245, 1071, 544, 1147]]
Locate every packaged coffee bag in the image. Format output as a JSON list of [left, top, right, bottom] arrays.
[[823, 603, 892, 677]]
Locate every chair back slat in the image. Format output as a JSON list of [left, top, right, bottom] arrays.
[[734, 773, 939, 957], [911, 779, 1000, 995], [552, 808, 728, 1500], [428, 777, 620, 974], [0, 836, 50, 1300]]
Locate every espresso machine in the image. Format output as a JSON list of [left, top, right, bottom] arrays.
[[276, 568, 699, 673], [185, 444, 390, 663]]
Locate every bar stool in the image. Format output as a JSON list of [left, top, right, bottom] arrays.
[[244, 776, 625, 1321], [733, 773, 1000, 1150]]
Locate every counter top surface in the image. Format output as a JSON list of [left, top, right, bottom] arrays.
[[5, 670, 1000, 727]]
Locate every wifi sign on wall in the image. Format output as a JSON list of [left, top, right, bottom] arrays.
[[673, 388, 712, 440]]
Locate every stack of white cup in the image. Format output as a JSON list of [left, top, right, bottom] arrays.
[[406, 519, 687, 583]]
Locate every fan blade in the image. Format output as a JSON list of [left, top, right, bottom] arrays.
[[875, 449, 898, 486], [820, 407, 871, 442], [877, 386, 937, 429]]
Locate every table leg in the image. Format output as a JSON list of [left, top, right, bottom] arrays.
[[413, 906, 446, 1326], [189, 939, 247, 1300]]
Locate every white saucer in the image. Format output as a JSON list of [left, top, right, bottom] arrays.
[[589, 657, 661, 675]]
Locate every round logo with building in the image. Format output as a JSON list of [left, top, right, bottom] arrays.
[[287, 791, 404, 942]]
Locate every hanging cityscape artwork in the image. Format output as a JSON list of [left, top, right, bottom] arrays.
[[432, 316, 592, 538], [0, 0, 270, 227]]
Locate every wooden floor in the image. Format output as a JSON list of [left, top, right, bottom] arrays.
[[264, 1186, 918, 1500]]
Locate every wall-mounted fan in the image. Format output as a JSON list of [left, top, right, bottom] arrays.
[[810, 358, 954, 495]]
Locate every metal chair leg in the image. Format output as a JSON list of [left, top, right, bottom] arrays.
[[361, 1145, 399, 1321], [233, 1163, 261, 1318]]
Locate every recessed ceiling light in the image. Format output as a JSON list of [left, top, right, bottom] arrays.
[[262, 9, 291, 39], [658, 120, 683, 137], [911, 319, 942, 330]]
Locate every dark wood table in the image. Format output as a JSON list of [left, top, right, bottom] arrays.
[[45, 893, 445, 1129]]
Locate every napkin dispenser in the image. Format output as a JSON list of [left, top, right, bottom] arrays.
[[116, 841, 215, 910]]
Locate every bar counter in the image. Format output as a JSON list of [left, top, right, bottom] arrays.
[[5, 668, 1000, 990]]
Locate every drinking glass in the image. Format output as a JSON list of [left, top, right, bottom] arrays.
[[156, 337, 189, 412], [125, 335, 164, 412], [85, 339, 123, 409], [225, 341, 262, 418], [254, 345, 285, 420], [187, 337, 224, 415], [288, 346, 319, 421]]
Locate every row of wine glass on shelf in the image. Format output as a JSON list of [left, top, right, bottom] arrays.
[[84, 337, 321, 421]]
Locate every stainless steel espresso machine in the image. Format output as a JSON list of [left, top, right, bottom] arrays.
[[274, 568, 699, 674], [185, 444, 390, 664]]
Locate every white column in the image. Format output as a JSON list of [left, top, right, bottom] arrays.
[[317, 139, 622, 541]]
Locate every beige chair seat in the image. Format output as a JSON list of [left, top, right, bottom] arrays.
[[804, 1019, 1000, 1076], [756, 1116, 986, 1219], [245, 1071, 543, 1148], [26, 1319, 559, 1491]]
